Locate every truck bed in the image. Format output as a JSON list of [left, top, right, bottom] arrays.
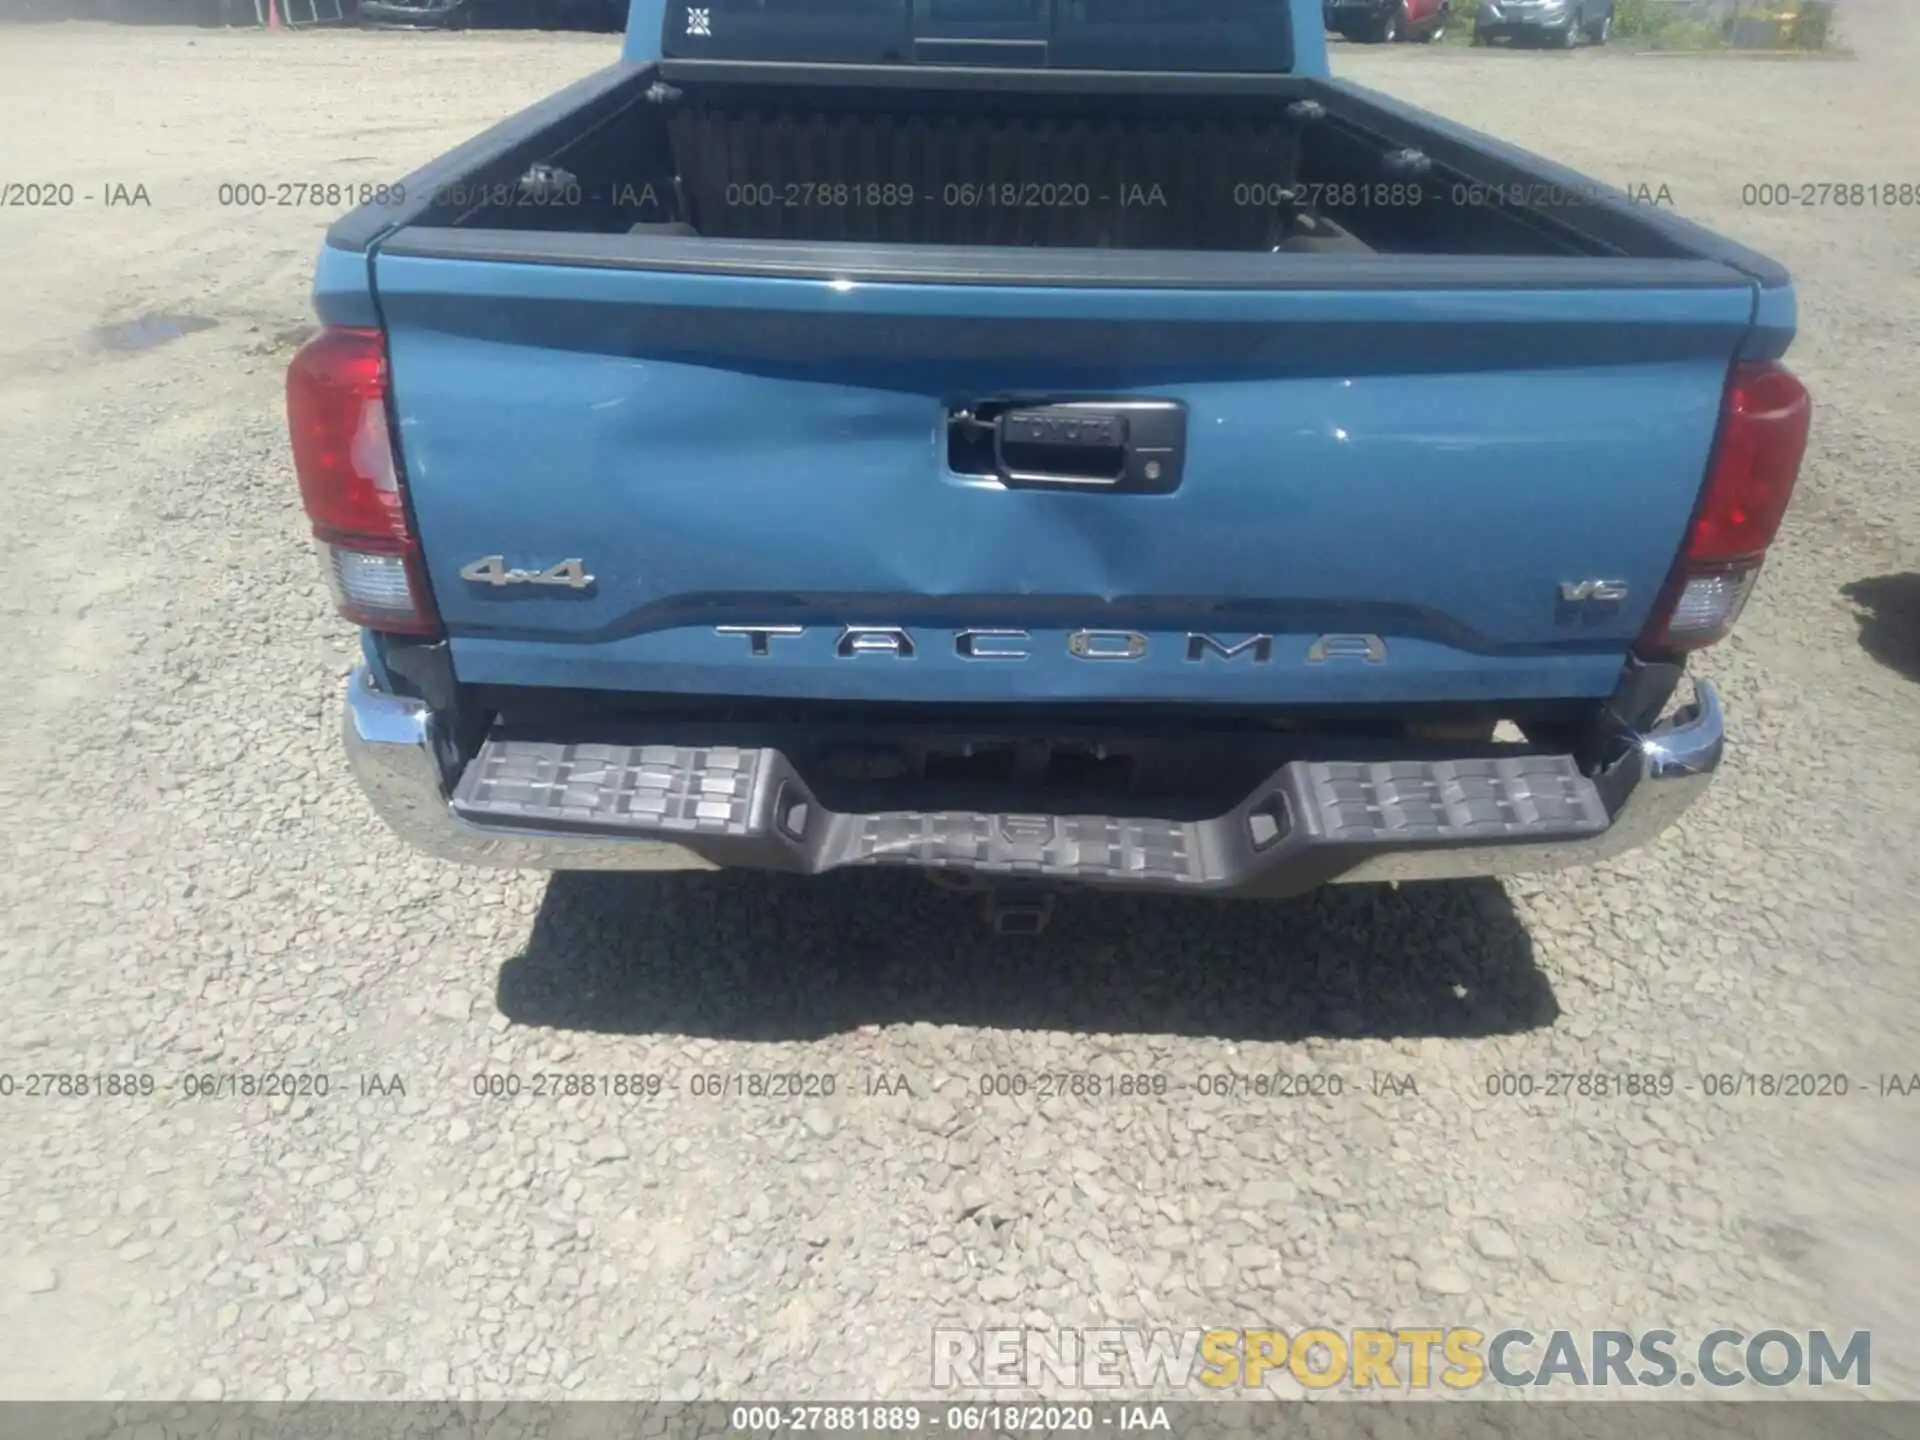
[[334, 60, 1790, 273]]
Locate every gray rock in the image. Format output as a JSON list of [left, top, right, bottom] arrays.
[[585, 1133, 629, 1164], [1418, 1262, 1474, 1296], [977, 1273, 1022, 1304], [913, 1097, 960, 1135], [432, 992, 472, 1024], [1470, 1224, 1518, 1261], [21, 1261, 59, 1295], [1537, 1248, 1600, 1286]]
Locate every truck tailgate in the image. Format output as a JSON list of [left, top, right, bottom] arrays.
[[372, 248, 1757, 705]]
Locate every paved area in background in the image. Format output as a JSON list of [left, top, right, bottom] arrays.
[[0, 7, 1916, 1402]]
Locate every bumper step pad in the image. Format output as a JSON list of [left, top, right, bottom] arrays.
[[449, 740, 1611, 893], [1304, 757, 1611, 841], [454, 742, 763, 836]]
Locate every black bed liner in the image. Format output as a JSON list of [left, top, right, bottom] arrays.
[[325, 57, 1790, 294]]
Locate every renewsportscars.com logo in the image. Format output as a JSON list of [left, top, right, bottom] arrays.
[[931, 1327, 1872, 1392]]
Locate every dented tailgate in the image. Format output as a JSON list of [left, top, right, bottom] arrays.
[[371, 247, 1759, 706]]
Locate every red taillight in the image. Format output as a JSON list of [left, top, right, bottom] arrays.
[[286, 326, 440, 636], [1686, 362, 1812, 564], [1639, 360, 1811, 654]]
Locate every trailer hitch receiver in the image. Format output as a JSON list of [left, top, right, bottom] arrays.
[[983, 887, 1055, 936]]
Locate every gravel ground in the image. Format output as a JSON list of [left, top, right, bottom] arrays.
[[1, 5, 1917, 1405]]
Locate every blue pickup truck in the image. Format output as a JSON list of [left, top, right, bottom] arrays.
[[296, 0, 1810, 933]]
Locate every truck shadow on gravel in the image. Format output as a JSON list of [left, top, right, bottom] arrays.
[[1841, 572, 1920, 684], [496, 872, 1557, 1042]]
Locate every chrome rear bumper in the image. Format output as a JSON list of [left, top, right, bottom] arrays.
[[342, 665, 1723, 890], [344, 666, 721, 872]]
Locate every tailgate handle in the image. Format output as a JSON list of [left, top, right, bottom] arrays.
[[983, 400, 1187, 494]]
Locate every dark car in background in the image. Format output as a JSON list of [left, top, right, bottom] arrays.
[[1324, 0, 1449, 41], [1473, 0, 1613, 45]]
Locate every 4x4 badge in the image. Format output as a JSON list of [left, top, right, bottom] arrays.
[[459, 556, 595, 590]]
